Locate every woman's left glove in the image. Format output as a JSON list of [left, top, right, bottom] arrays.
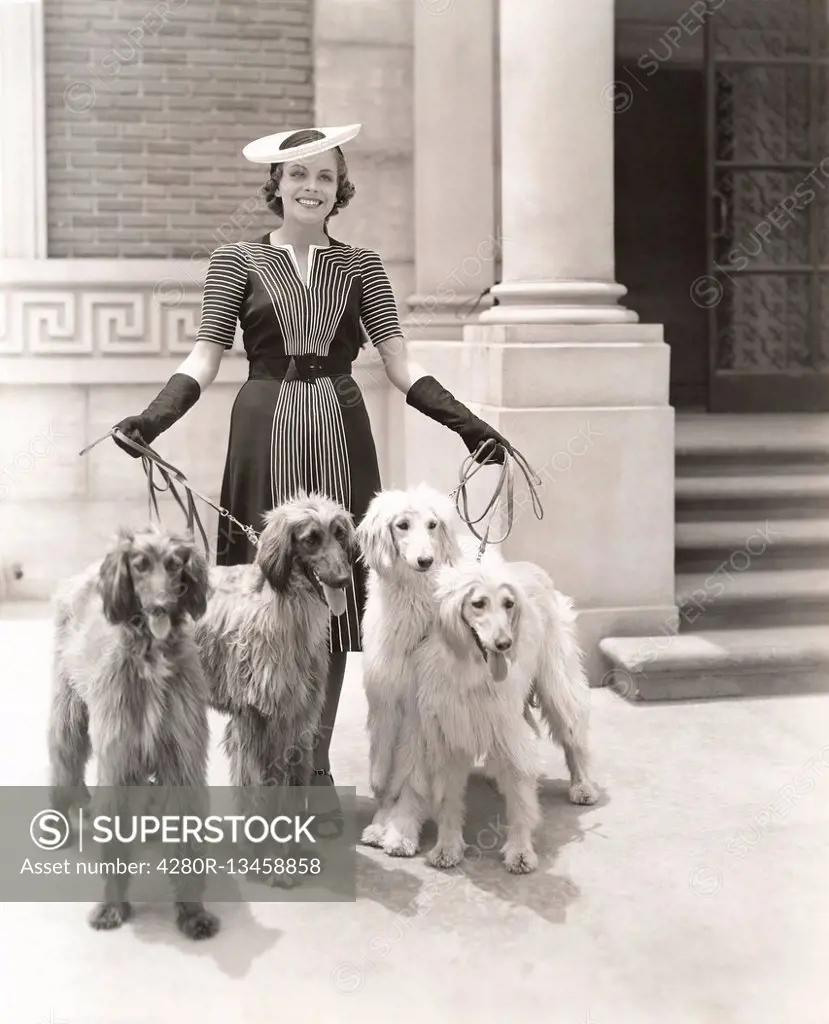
[[405, 375, 513, 465]]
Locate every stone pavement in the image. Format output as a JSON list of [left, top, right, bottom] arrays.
[[1, 603, 828, 1024]]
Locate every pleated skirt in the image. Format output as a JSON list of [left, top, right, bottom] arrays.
[[216, 375, 381, 652]]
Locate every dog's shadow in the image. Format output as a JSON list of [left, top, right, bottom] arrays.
[[355, 770, 608, 926], [115, 878, 284, 978]]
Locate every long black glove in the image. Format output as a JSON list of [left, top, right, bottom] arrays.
[[405, 375, 513, 465], [112, 372, 201, 458]]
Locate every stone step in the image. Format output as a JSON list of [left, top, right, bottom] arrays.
[[675, 518, 829, 571], [675, 412, 829, 459], [675, 473, 829, 520], [675, 568, 829, 630], [599, 624, 829, 700]]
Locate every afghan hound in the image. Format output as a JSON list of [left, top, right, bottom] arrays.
[[356, 483, 472, 847], [367, 554, 598, 873], [195, 491, 357, 807], [48, 524, 217, 938]]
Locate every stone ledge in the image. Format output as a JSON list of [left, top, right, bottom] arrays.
[[464, 323, 665, 345], [600, 625, 829, 701]]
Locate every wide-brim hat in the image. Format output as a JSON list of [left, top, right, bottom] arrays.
[[242, 123, 361, 164]]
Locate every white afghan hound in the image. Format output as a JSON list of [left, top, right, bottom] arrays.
[[363, 552, 598, 873], [356, 484, 468, 845]]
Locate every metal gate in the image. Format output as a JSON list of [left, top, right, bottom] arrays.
[[705, 0, 829, 410]]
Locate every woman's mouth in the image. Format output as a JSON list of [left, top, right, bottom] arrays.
[[296, 197, 323, 208]]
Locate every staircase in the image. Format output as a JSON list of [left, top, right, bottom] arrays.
[[599, 413, 829, 700]]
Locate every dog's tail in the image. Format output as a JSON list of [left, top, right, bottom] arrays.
[[530, 589, 591, 752]]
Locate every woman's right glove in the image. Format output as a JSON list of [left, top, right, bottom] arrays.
[[405, 375, 513, 465], [112, 372, 201, 458]]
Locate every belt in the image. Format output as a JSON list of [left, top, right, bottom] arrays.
[[248, 353, 353, 382]]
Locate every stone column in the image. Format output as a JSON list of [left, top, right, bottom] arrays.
[[480, 0, 633, 324], [406, 0, 498, 335], [465, 0, 677, 684], [0, 0, 47, 259], [401, 0, 502, 499]]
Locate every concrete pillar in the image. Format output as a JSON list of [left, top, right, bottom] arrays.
[[406, 0, 498, 335], [400, 0, 502, 503], [481, 0, 634, 324], [0, 0, 47, 258], [465, 0, 677, 683]]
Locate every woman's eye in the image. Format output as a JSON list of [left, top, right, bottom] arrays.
[[471, 598, 486, 609], [396, 521, 409, 531]]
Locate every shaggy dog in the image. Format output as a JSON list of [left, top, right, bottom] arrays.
[[356, 484, 468, 846], [195, 492, 356, 799], [48, 524, 218, 938]]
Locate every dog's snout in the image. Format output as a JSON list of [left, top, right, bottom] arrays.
[[417, 555, 434, 570], [495, 638, 512, 652]]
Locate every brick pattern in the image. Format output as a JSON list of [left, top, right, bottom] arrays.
[[44, 0, 314, 258]]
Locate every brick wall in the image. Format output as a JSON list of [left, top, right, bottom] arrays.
[[44, 0, 314, 258]]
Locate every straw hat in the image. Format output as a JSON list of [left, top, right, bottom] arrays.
[[242, 123, 361, 164]]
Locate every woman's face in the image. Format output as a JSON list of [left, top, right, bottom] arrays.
[[277, 152, 339, 225]]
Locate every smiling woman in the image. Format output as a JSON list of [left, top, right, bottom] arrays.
[[110, 123, 513, 836]]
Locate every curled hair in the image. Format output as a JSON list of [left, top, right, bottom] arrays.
[[260, 129, 356, 221]]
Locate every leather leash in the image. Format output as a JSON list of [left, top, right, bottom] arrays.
[[449, 438, 544, 560], [78, 429, 260, 556]]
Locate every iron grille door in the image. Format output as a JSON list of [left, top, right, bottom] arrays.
[[705, 0, 829, 410]]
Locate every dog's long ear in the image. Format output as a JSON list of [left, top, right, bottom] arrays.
[[257, 507, 295, 592], [436, 572, 475, 659], [335, 509, 359, 566], [176, 541, 211, 621], [98, 531, 138, 624], [356, 496, 396, 574]]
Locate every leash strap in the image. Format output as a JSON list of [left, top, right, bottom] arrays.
[[79, 430, 260, 555], [450, 439, 544, 558]]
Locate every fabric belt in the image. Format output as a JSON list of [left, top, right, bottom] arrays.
[[247, 353, 353, 382]]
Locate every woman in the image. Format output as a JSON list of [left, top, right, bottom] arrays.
[[112, 123, 512, 835]]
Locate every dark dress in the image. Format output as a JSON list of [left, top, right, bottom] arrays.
[[196, 233, 402, 653]]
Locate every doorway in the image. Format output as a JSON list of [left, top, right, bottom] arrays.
[[614, 64, 709, 408]]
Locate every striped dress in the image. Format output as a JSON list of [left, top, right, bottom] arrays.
[[196, 233, 402, 652]]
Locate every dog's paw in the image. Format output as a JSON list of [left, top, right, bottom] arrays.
[[569, 780, 598, 805], [88, 901, 131, 930], [502, 846, 538, 874], [360, 823, 386, 847], [177, 907, 220, 941], [382, 829, 418, 858], [426, 840, 465, 870]]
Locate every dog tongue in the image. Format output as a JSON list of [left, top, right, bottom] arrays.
[[490, 652, 509, 683], [323, 584, 347, 617], [148, 612, 171, 640]]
